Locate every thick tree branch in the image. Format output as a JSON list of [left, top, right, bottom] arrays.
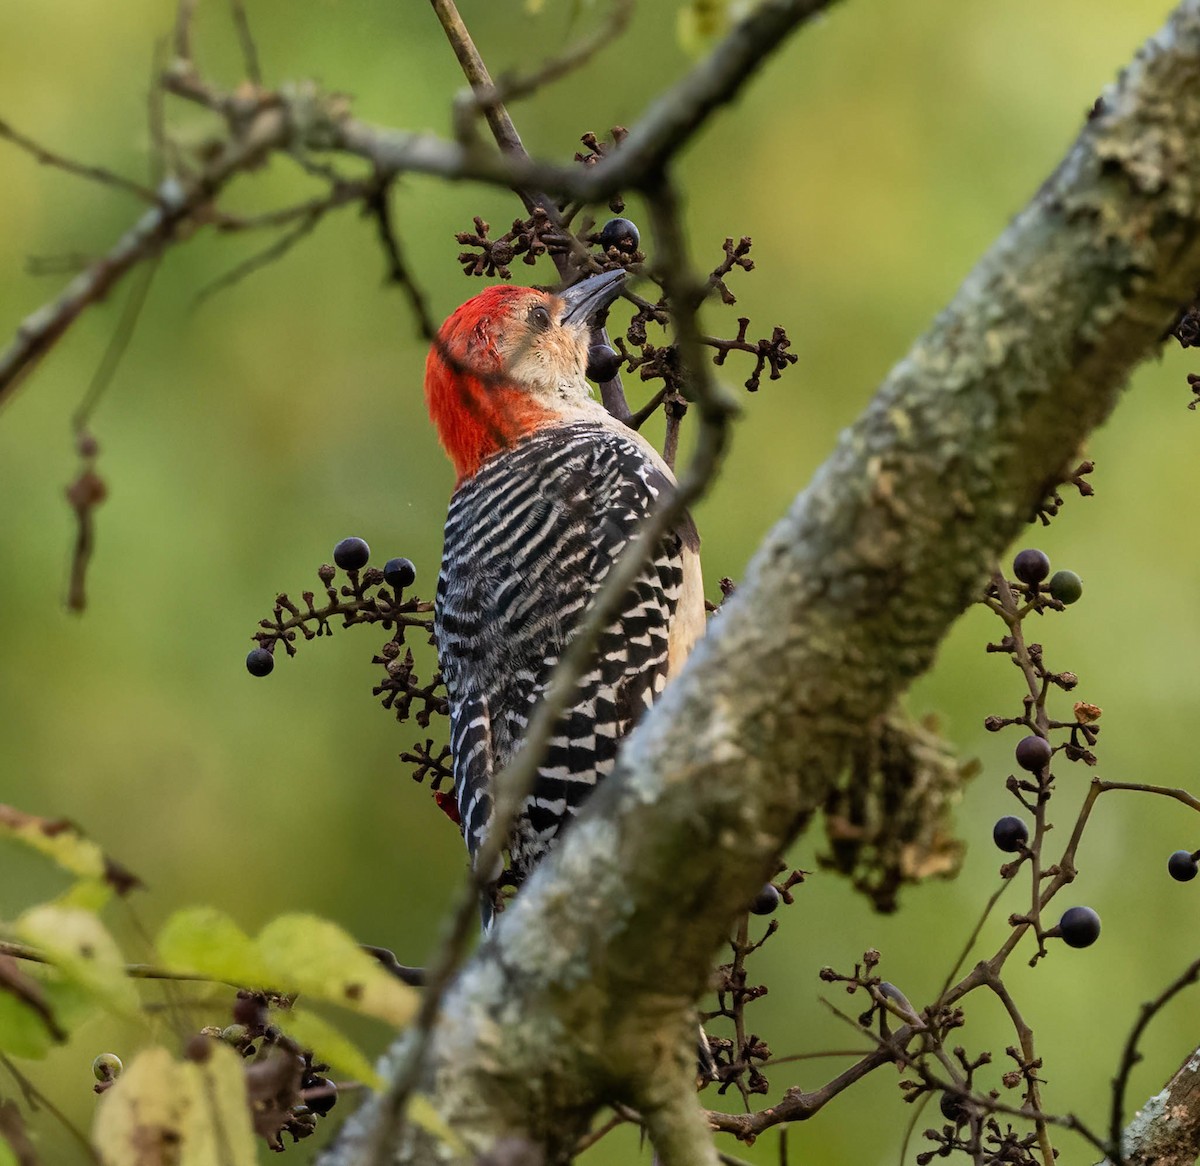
[[1103, 1045, 1200, 1166], [323, 3, 1200, 1161]]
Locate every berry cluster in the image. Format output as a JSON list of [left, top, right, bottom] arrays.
[[244, 540, 453, 820], [699, 868, 806, 1103], [91, 993, 342, 1150], [453, 128, 799, 438], [983, 547, 1102, 956]]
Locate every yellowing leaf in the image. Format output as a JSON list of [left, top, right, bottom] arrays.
[[157, 907, 276, 988], [255, 914, 417, 1026], [274, 1011, 464, 1154], [93, 1045, 257, 1166], [15, 906, 137, 1018], [275, 1007, 383, 1091], [0, 805, 141, 895], [182, 1042, 259, 1166], [408, 1094, 468, 1155], [677, 0, 759, 55]]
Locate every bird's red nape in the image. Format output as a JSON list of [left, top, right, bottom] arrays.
[[425, 285, 558, 483]]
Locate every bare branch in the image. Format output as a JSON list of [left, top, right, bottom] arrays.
[[173, 0, 199, 63], [194, 209, 326, 305], [0, 104, 290, 408], [0, 117, 156, 202], [229, 0, 262, 85]]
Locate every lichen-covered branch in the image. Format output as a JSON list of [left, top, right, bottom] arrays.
[[322, 3, 1200, 1161], [1102, 1044, 1200, 1166]]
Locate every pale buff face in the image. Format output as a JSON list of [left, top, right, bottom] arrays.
[[494, 294, 594, 408]]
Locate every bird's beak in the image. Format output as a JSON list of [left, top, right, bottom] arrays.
[[559, 269, 627, 326]]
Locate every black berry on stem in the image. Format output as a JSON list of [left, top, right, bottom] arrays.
[[749, 884, 780, 915], [246, 648, 274, 677], [1168, 850, 1199, 882], [333, 536, 370, 571], [586, 344, 622, 383], [1014, 734, 1052, 773], [383, 557, 416, 591], [598, 217, 640, 253], [1012, 548, 1051, 585], [1057, 906, 1101, 948], [305, 1077, 338, 1116], [992, 815, 1029, 853]]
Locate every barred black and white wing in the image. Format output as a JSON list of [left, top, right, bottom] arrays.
[[435, 420, 698, 904]]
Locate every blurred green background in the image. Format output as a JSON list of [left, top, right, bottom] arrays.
[[1, 0, 1197, 1162]]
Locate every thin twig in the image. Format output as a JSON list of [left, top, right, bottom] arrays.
[[72, 257, 161, 434], [455, 0, 634, 126], [229, 0, 262, 85], [174, 0, 199, 61], [0, 118, 157, 202], [212, 180, 374, 233], [366, 181, 439, 341], [0, 1054, 102, 1164], [936, 878, 1013, 1002], [148, 37, 169, 187], [1109, 958, 1200, 1165], [0, 104, 291, 408], [573, 1110, 629, 1155], [193, 210, 326, 305]]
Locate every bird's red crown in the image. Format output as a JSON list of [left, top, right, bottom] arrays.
[[424, 272, 626, 483]]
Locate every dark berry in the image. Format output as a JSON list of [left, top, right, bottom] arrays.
[[1014, 735, 1052, 773], [586, 344, 622, 383], [246, 648, 274, 677], [184, 1033, 213, 1063], [92, 1053, 122, 1082], [940, 1091, 967, 1122], [749, 884, 781, 915], [232, 993, 267, 1029], [1058, 906, 1101, 949], [1048, 569, 1083, 605], [598, 217, 639, 253], [992, 816, 1028, 853], [383, 557, 416, 591], [305, 1077, 338, 1116], [1012, 548, 1051, 585], [1168, 850, 1199, 882], [333, 536, 370, 571]]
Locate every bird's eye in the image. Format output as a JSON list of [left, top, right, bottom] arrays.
[[528, 305, 552, 331]]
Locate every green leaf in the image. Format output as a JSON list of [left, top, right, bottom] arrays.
[[15, 906, 137, 1018], [0, 985, 59, 1060], [93, 1044, 258, 1166], [157, 907, 276, 988], [255, 914, 418, 1025], [53, 877, 114, 914]]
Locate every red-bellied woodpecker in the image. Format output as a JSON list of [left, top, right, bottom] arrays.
[[425, 269, 705, 924]]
